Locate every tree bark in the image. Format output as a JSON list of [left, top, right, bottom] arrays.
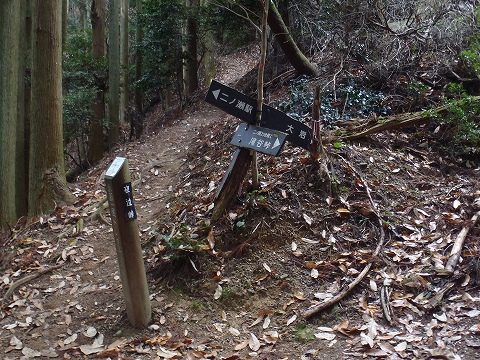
[[16, 0, 28, 218], [88, 0, 106, 165], [108, 0, 121, 148], [120, 0, 129, 122], [201, 0, 216, 86], [0, 0, 21, 228], [134, 0, 143, 113], [267, 1, 317, 77], [62, 0, 68, 46], [212, 148, 253, 220], [28, 0, 75, 220], [183, 0, 199, 97]]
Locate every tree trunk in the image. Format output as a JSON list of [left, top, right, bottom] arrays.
[[16, 0, 28, 218], [201, 0, 216, 86], [108, 0, 121, 148], [120, 0, 129, 122], [0, 0, 21, 228], [88, 0, 106, 166], [22, 0, 33, 217], [183, 0, 199, 97], [62, 0, 68, 46], [28, 0, 75, 220], [134, 0, 143, 113], [267, 1, 317, 77]]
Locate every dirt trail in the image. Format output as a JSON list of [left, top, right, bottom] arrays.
[[2, 47, 313, 360], [3, 46, 480, 360]]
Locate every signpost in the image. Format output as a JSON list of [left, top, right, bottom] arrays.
[[230, 123, 287, 156], [261, 104, 312, 150], [205, 80, 257, 124], [205, 80, 313, 219], [206, 80, 312, 150], [105, 157, 151, 328]]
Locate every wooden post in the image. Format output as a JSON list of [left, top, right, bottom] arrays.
[[105, 157, 151, 328], [212, 148, 252, 220]]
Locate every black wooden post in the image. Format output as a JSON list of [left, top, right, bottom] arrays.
[[105, 157, 151, 328]]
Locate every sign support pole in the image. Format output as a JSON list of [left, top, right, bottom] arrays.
[[105, 157, 151, 328], [212, 148, 252, 220]]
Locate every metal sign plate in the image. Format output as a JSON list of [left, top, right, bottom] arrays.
[[261, 105, 312, 150], [205, 80, 257, 124], [230, 123, 287, 156]]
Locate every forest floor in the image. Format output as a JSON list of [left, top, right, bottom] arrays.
[[2, 47, 480, 360]]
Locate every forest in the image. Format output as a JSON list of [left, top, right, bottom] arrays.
[[1, 0, 480, 359]]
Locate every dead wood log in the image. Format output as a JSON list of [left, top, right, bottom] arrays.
[[335, 96, 480, 141], [443, 210, 480, 275]]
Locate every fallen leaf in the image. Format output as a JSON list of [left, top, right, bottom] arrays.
[[294, 292, 307, 300], [10, 335, 23, 350], [263, 315, 271, 329], [249, 333, 261, 351], [262, 330, 279, 344], [214, 284, 222, 300], [234, 341, 248, 351], [286, 314, 297, 326], [300, 237, 319, 244], [314, 332, 336, 341], [22, 347, 42, 358], [228, 327, 240, 336], [64, 333, 77, 345], [84, 326, 97, 338], [207, 227, 215, 250], [303, 214, 313, 225], [156, 347, 181, 358], [394, 341, 407, 352]]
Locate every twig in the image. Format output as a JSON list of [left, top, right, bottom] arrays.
[[302, 155, 386, 318], [2, 264, 64, 307], [443, 211, 480, 275], [380, 284, 394, 325], [421, 282, 455, 311]]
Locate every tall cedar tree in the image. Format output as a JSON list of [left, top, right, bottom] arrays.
[[0, 1, 21, 228], [28, 0, 75, 220], [88, 0, 107, 165]]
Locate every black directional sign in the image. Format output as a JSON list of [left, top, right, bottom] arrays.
[[206, 80, 312, 151], [205, 80, 257, 124], [231, 123, 287, 156], [261, 105, 312, 151]]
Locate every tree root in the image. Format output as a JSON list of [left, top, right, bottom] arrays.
[[1, 264, 64, 308]]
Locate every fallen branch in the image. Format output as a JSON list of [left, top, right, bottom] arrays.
[[1, 264, 64, 307], [334, 96, 480, 141], [302, 156, 386, 319], [443, 210, 480, 275], [380, 284, 394, 325], [421, 282, 456, 311]]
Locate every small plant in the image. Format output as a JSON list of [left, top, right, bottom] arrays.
[[219, 286, 238, 306], [161, 224, 209, 251], [189, 300, 204, 311], [278, 77, 390, 125], [442, 91, 480, 146], [293, 323, 316, 343]]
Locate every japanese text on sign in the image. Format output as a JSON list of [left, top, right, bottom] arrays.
[[122, 182, 137, 221]]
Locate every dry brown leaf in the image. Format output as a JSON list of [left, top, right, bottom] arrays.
[[248, 333, 261, 351]]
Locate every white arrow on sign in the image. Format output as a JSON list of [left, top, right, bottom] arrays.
[[272, 137, 281, 149], [212, 89, 221, 100]]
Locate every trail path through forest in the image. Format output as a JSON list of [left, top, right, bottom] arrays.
[[2, 47, 480, 360]]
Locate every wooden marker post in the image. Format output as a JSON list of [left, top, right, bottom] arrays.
[[105, 157, 151, 328]]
